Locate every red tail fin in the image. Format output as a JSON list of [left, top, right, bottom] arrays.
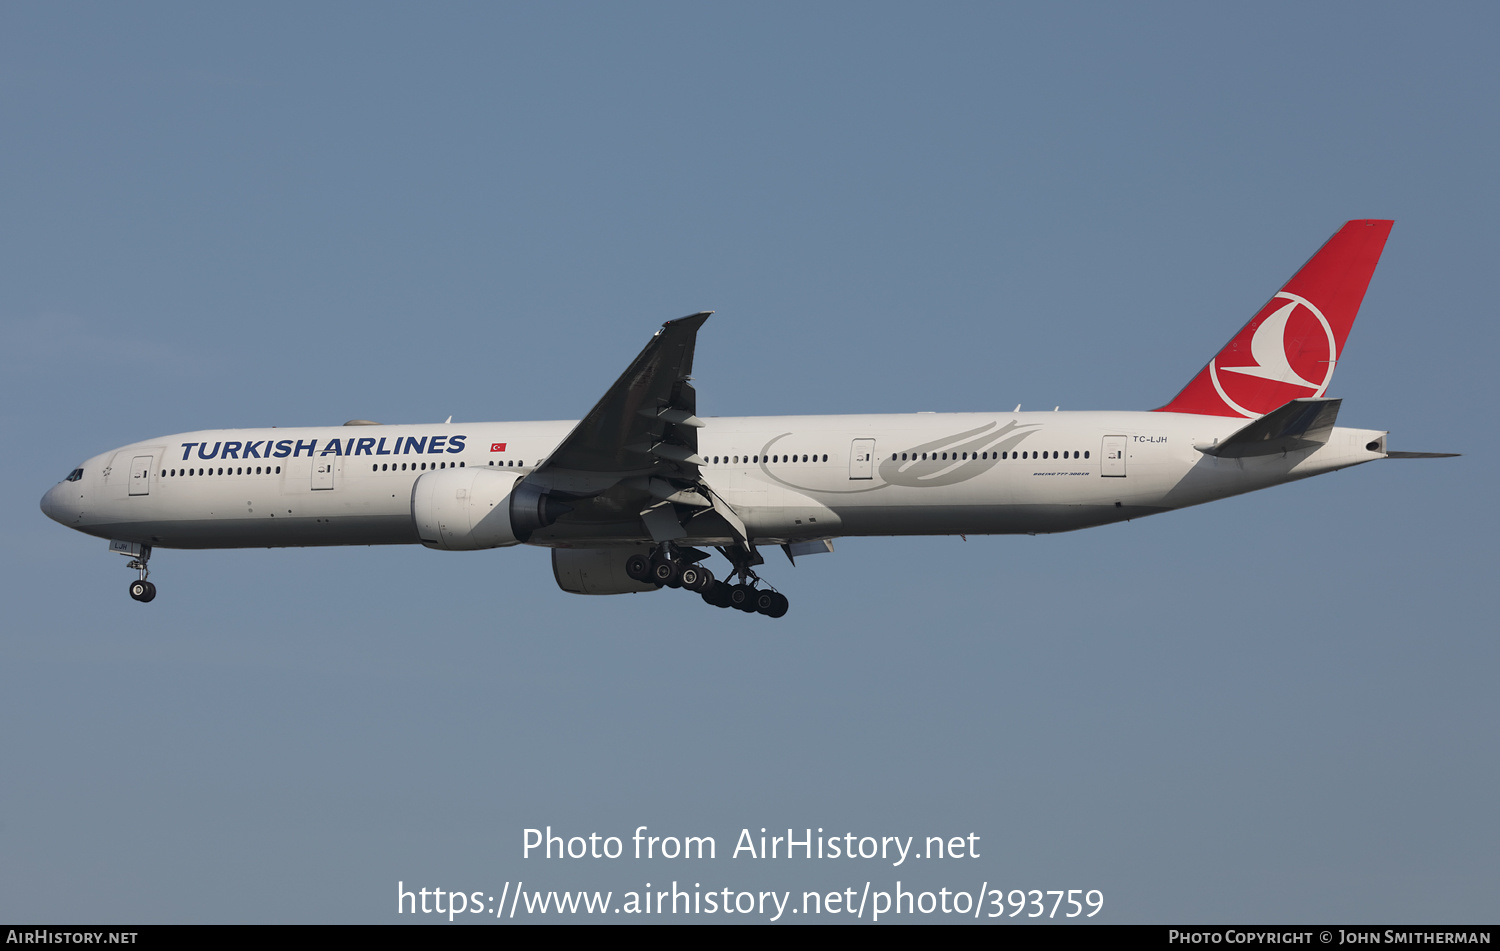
[[1155, 220, 1393, 418]]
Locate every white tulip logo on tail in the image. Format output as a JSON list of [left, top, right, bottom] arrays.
[[1208, 292, 1337, 418]]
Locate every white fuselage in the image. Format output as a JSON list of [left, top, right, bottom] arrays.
[[41, 411, 1388, 551]]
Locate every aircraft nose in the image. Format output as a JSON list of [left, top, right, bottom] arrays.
[[40, 482, 71, 525]]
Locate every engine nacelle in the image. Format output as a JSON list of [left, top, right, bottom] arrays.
[[411, 468, 568, 550], [552, 547, 660, 595]]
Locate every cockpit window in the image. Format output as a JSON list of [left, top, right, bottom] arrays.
[[65, 468, 83, 482]]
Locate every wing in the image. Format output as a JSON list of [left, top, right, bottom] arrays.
[[528, 312, 710, 493], [521, 312, 744, 544]]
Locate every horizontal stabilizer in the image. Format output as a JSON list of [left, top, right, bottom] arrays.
[[1197, 398, 1341, 458], [1385, 450, 1460, 459]]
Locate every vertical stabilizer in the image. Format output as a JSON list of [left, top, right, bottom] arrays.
[[1155, 220, 1393, 418]]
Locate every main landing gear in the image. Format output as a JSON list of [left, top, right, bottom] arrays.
[[625, 543, 789, 618], [122, 543, 156, 603]]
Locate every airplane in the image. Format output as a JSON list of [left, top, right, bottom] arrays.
[[40, 219, 1455, 617]]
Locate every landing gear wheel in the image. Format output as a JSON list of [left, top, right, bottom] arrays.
[[625, 553, 652, 583], [730, 584, 758, 613], [120, 543, 155, 602], [679, 565, 714, 593], [707, 544, 789, 617], [701, 580, 733, 608], [651, 557, 683, 588], [759, 591, 789, 618]]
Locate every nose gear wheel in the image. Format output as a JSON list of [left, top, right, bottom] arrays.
[[120, 544, 157, 603]]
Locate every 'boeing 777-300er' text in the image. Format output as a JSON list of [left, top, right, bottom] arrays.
[[42, 220, 1454, 617]]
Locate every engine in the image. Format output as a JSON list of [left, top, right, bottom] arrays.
[[410, 468, 568, 550], [552, 547, 660, 595]]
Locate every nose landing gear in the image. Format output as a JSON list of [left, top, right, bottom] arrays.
[[113, 541, 156, 602]]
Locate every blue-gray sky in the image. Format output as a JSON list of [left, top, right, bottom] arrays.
[[3, 2, 1493, 923]]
